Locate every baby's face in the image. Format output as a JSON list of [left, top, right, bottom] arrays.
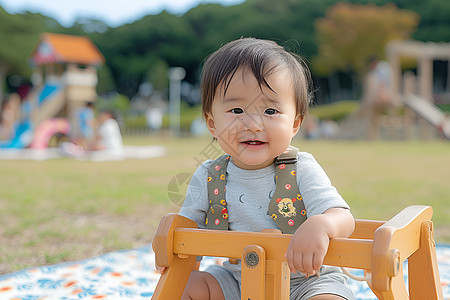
[[205, 67, 302, 170]]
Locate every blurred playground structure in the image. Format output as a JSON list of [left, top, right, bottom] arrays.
[[338, 40, 450, 140], [0, 33, 104, 149]]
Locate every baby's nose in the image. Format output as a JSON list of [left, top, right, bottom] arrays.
[[242, 113, 264, 131]]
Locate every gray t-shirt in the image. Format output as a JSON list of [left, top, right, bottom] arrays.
[[179, 151, 354, 299], [180, 151, 349, 231]]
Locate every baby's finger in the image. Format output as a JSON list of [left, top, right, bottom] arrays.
[[285, 250, 299, 273], [313, 251, 325, 271], [292, 251, 306, 274], [301, 252, 314, 275]]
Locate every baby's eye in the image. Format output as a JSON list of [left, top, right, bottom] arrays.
[[264, 108, 279, 115], [231, 108, 244, 114]]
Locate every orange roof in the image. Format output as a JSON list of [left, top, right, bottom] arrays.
[[30, 33, 104, 66]]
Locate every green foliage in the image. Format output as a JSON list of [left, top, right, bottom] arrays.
[[94, 10, 197, 96], [0, 8, 62, 98], [437, 104, 450, 113], [124, 104, 201, 132], [147, 59, 169, 91], [96, 93, 131, 114], [96, 65, 115, 94], [89, 0, 435, 97], [161, 102, 202, 131], [313, 2, 419, 77], [309, 100, 360, 121], [365, 0, 450, 42], [123, 102, 202, 132], [123, 114, 147, 128], [0, 8, 60, 76], [1, 0, 449, 99]]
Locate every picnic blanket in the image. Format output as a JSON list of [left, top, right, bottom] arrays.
[[0, 145, 166, 161], [0, 244, 449, 299]]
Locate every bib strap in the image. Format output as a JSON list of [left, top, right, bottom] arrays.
[[268, 146, 307, 233], [205, 154, 230, 230], [205, 146, 307, 233]]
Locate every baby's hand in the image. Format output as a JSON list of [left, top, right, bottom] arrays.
[[285, 215, 330, 276]]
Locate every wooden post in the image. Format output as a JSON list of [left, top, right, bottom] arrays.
[[152, 254, 196, 299], [241, 245, 266, 300], [370, 206, 433, 299], [408, 221, 444, 299], [152, 214, 198, 299], [265, 260, 290, 300]]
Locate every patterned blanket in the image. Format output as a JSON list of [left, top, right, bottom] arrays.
[[1, 244, 449, 299]]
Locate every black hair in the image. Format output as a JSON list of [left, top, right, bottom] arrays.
[[200, 37, 313, 118]]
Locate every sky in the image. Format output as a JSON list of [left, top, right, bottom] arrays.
[[0, 0, 245, 27]]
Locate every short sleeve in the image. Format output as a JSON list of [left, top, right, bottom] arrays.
[[296, 152, 350, 218]]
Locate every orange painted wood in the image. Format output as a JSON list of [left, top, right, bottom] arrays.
[[408, 221, 444, 299], [151, 213, 198, 299], [371, 263, 409, 300], [152, 205, 442, 300], [350, 219, 385, 239], [265, 260, 290, 300], [241, 245, 265, 300], [371, 205, 433, 292], [173, 229, 373, 270], [151, 254, 196, 299], [152, 213, 198, 268]]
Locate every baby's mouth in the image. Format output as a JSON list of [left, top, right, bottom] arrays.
[[241, 140, 266, 145]]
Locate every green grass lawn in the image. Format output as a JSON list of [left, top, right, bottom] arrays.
[[0, 135, 449, 274]]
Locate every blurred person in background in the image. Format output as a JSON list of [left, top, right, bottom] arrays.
[[93, 109, 123, 155], [74, 101, 95, 149]]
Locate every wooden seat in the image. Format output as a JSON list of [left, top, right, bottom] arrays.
[[152, 205, 443, 299]]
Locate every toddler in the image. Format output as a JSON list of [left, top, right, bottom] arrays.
[[157, 37, 355, 300]]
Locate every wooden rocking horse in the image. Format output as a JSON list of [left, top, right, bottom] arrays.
[[152, 205, 443, 299]]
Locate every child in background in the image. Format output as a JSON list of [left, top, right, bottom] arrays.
[[156, 38, 355, 300], [74, 101, 95, 149]]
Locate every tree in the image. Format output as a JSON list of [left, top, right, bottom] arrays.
[[0, 8, 60, 101], [357, 0, 450, 42], [91, 10, 198, 98], [312, 2, 419, 77], [3, 0, 449, 104]]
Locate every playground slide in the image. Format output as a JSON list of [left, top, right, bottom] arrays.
[[0, 120, 33, 148], [32, 83, 65, 125], [402, 94, 450, 140], [0, 83, 66, 149]]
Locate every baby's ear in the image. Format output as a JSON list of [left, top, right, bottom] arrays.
[[205, 113, 217, 137], [292, 115, 303, 135]]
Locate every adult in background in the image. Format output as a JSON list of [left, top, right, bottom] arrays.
[[362, 56, 393, 139], [94, 110, 123, 155]]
